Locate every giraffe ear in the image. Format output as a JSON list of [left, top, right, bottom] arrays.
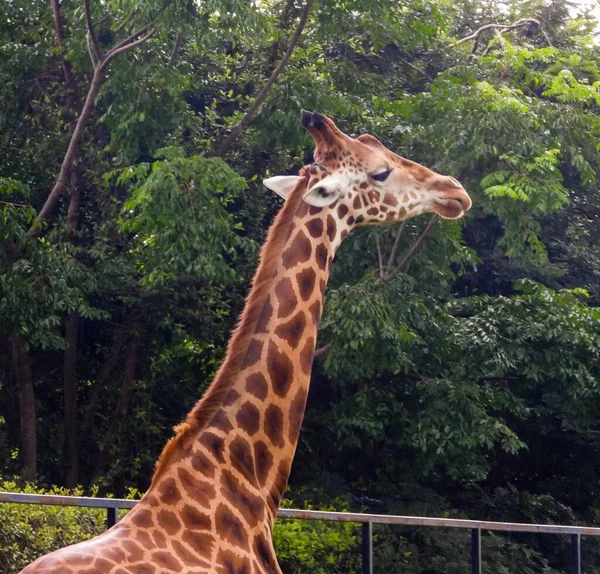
[[263, 176, 303, 200]]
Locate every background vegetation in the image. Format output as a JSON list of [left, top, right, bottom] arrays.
[[1, 0, 600, 571]]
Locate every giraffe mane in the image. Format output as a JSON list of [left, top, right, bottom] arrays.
[[151, 171, 310, 485]]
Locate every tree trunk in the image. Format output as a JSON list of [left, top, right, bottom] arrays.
[[63, 312, 80, 487], [10, 337, 37, 476], [92, 337, 140, 480]]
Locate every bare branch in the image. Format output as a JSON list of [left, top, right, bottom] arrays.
[[376, 235, 384, 279], [454, 18, 553, 52], [167, 31, 184, 69], [101, 29, 155, 70], [109, 25, 150, 54], [396, 215, 439, 272], [214, 0, 313, 157], [314, 343, 332, 358], [51, 0, 76, 91], [386, 221, 407, 271], [84, 0, 104, 62]]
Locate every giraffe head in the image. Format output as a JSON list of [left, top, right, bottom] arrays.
[[264, 112, 471, 235]]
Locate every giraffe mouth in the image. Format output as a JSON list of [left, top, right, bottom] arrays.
[[434, 197, 470, 219]]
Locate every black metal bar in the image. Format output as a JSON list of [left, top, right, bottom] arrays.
[[571, 534, 581, 574], [106, 506, 118, 528], [362, 521, 373, 574], [471, 528, 481, 574]]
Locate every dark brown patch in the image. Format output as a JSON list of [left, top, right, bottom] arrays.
[[158, 509, 181, 536], [253, 532, 280, 572], [360, 181, 368, 189], [295, 201, 309, 218], [151, 530, 167, 549], [315, 243, 328, 270], [240, 338, 263, 369], [282, 229, 312, 269], [192, 451, 216, 478], [362, 195, 370, 208], [102, 547, 126, 563], [267, 340, 294, 397], [306, 218, 324, 238], [347, 216, 355, 226], [327, 215, 337, 242], [236, 401, 261, 435], [275, 277, 298, 318], [215, 504, 249, 550], [211, 409, 233, 433], [355, 215, 365, 224], [94, 558, 116, 571], [199, 432, 226, 463], [254, 440, 274, 486], [367, 207, 378, 216], [181, 531, 215, 555], [216, 548, 252, 574], [128, 565, 155, 574], [300, 336, 315, 375], [337, 204, 349, 218], [230, 436, 257, 486], [246, 372, 268, 400], [275, 311, 307, 350], [296, 267, 316, 301], [309, 205, 322, 216], [383, 192, 399, 207], [264, 404, 285, 448], [151, 551, 182, 571], [268, 459, 291, 511], [221, 469, 265, 528], [223, 390, 240, 406], [353, 195, 361, 209], [177, 467, 216, 504], [181, 504, 212, 531], [158, 478, 182, 506], [172, 540, 211, 568], [412, 164, 431, 182], [256, 296, 273, 333], [122, 540, 145, 562], [289, 388, 308, 443], [131, 508, 153, 528]]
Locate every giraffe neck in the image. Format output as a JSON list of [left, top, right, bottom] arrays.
[[136, 188, 345, 567]]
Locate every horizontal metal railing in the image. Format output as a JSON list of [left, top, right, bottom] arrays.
[[2, 491, 600, 573]]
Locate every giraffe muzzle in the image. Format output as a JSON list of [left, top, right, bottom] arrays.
[[301, 110, 326, 130]]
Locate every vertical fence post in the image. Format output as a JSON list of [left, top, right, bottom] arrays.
[[471, 529, 482, 574], [571, 534, 581, 574], [362, 522, 373, 574], [106, 506, 118, 528]]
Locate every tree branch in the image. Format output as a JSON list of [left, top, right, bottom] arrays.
[[84, 0, 104, 63], [396, 215, 439, 272], [314, 343, 332, 358], [454, 18, 553, 52], [51, 0, 76, 92], [101, 28, 155, 69], [214, 0, 313, 157], [383, 221, 407, 281], [167, 31, 184, 69], [376, 235, 384, 279]]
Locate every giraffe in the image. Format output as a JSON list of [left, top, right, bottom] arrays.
[[20, 111, 471, 574]]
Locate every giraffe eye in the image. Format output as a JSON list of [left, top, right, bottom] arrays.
[[371, 169, 392, 182]]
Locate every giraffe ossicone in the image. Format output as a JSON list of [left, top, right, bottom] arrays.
[[20, 112, 470, 574]]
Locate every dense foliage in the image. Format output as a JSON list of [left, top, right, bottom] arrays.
[[1, 0, 600, 571]]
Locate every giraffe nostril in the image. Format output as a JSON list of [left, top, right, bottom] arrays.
[[448, 176, 463, 189]]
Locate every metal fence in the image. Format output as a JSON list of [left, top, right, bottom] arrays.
[[2, 491, 600, 574]]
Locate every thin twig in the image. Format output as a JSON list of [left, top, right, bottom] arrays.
[[396, 215, 439, 272], [314, 343, 332, 358], [84, 0, 104, 62], [214, 0, 313, 156], [386, 221, 407, 271], [167, 31, 184, 69], [100, 29, 155, 69], [375, 235, 384, 279], [454, 18, 553, 52]]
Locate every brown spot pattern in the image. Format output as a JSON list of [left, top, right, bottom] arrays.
[[246, 372, 268, 400], [305, 218, 324, 238], [326, 215, 337, 242], [229, 436, 257, 486], [275, 311, 307, 350], [199, 432, 226, 463], [274, 277, 297, 318], [221, 469, 264, 528], [267, 341, 294, 397], [181, 504, 212, 531], [264, 404, 285, 448], [254, 440, 274, 487], [296, 267, 316, 301], [158, 478, 182, 506], [240, 338, 263, 369], [177, 467, 216, 504], [256, 297, 273, 333], [315, 243, 328, 270], [300, 336, 315, 375], [282, 230, 311, 269], [236, 401, 261, 436], [215, 504, 249, 550]]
